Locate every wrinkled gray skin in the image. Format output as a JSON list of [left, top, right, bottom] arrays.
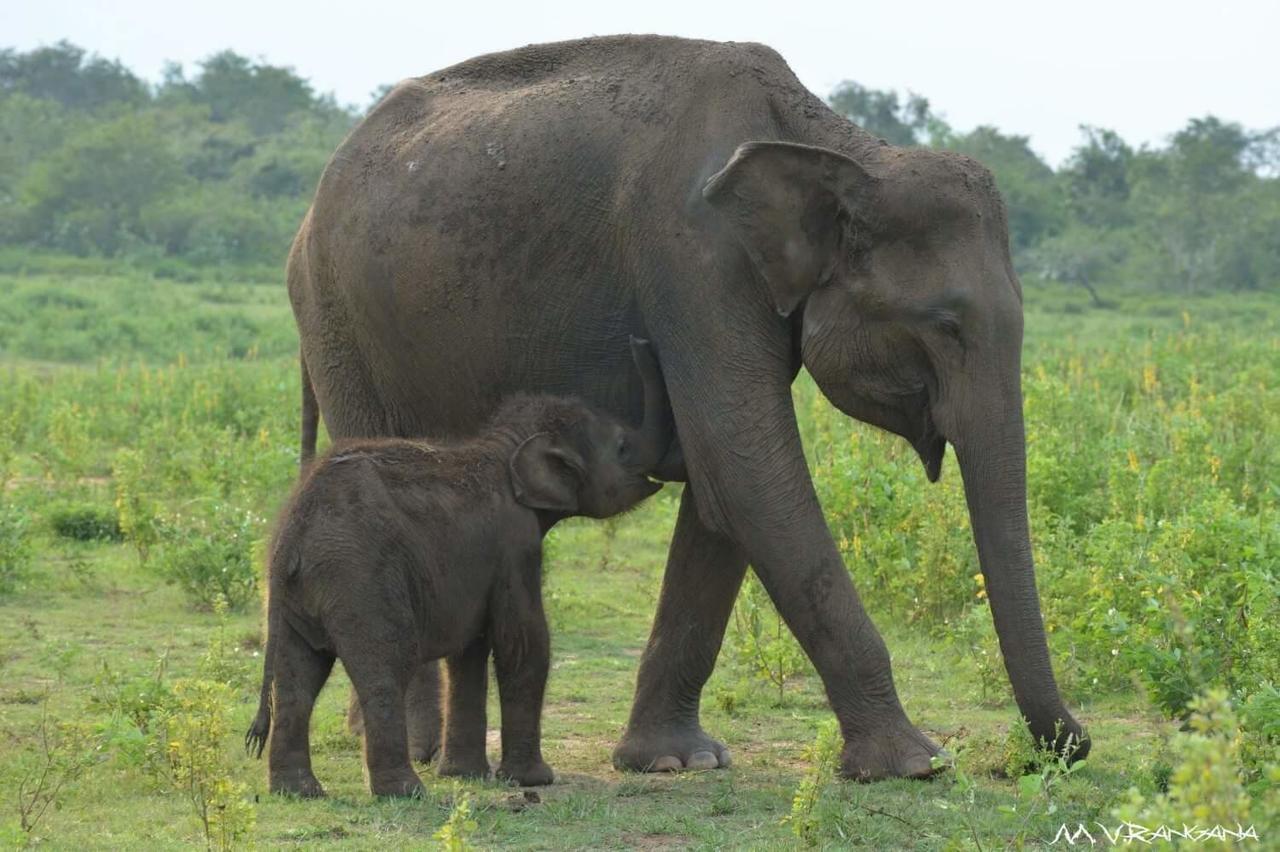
[[290, 35, 1089, 781], [246, 339, 670, 798]]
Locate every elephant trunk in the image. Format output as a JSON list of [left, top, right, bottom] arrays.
[[627, 336, 674, 472], [953, 383, 1089, 761]]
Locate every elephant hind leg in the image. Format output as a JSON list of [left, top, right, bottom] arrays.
[[266, 623, 334, 798], [345, 660, 442, 765], [614, 484, 745, 773]]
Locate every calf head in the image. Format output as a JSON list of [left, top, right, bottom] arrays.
[[505, 338, 670, 520]]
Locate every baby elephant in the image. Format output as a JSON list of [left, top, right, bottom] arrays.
[[246, 338, 671, 797]]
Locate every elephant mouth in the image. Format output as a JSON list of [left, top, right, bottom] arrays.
[[910, 389, 946, 483], [913, 426, 946, 483]]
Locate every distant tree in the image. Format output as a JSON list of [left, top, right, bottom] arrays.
[[0, 41, 147, 110], [1028, 226, 1123, 306], [16, 112, 187, 254], [1128, 117, 1271, 292], [160, 52, 320, 135], [828, 81, 940, 146], [1061, 126, 1133, 228]]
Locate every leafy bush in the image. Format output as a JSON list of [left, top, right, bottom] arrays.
[[48, 501, 122, 542], [153, 503, 263, 611], [1114, 690, 1277, 838]]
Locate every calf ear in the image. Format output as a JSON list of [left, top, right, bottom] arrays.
[[509, 432, 585, 513], [703, 141, 876, 318]]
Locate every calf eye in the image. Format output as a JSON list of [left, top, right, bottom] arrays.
[[617, 436, 629, 461]]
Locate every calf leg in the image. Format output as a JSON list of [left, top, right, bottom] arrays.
[[267, 623, 334, 797], [345, 649, 422, 797], [438, 638, 491, 778], [493, 606, 554, 786], [347, 660, 443, 763]]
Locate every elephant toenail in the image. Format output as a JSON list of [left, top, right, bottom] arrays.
[[685, 751, 719, 770], [650, 755, 683, 772]]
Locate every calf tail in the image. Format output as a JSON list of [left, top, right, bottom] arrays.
[[245, 609, 279, 759], [245, 621, 276, 752]]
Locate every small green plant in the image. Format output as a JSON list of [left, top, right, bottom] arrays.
[[12, 647, 103, 841], [0, 502, 33, 593], [91, 654, 175, 772], [1004, 724, 1089, 845], [434, 784, 479, 851], [13, 693, 102, 839], [932, 751, 987, 851], [159, 678, 256, 850], [783, 721, 841, 846], [709, 772, 738, 816], [113, 447, 162, 564], [728, 576, 809, 703]]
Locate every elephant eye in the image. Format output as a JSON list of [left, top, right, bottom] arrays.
[[617, 435, 629, 461], [933, 311, 963, 343]]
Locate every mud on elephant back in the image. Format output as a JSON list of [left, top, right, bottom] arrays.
[[288, 33, 1089, 781]]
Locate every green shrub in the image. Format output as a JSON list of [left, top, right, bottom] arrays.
[[48, 501, 123, 542], [153, 503, 263, 611], [1113, 689, 1277, 840]]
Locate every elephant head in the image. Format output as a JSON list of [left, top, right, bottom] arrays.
[[703, 141, 1088, 760]]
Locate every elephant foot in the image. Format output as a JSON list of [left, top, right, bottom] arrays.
[[368, 768, 425, 798], [497, 759, 555, 787], [839, 722, 942, 782], [612, 724, 731, 773], [270, 768, 326, 798]]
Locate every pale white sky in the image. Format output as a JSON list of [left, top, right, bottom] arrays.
[[7, 0, 1277, 165]]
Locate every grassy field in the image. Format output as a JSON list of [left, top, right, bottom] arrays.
[[1, 263, 1276, 849]]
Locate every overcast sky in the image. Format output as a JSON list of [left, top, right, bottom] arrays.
[[8, 0, 1277, 165]]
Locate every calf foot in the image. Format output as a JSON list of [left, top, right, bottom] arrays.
[[497, 759, 555, 787], [368, 768, 425, 798], [612, 724, 731, 772], [270, 768, 326, 798], [840, 721, 942, 781]]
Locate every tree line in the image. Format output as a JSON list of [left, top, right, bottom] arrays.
[[2, 42, 1277, 294]]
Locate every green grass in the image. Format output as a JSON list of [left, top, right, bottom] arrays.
[[0, 501, 1171, 849], [1, 267, 1275, 848]]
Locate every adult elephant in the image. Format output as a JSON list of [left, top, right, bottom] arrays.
[[288, 35, 1088, 780]]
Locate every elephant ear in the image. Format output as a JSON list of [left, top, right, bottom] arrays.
[[702, 141, 876, 317], [509, 432, 585, 513]]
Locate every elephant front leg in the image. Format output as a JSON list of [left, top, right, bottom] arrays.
[[715, 463, 941, 781], [492, 605, 554, 786], [614, 484, 744, 772], [659, 366, 939, 781]]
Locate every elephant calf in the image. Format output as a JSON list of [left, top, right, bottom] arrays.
[[246, 338, 671, 797]]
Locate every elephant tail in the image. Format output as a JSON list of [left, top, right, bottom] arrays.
[[247, 649, 275, 757], [300, 348, 319, 471], [245, 610, 278, 759]]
